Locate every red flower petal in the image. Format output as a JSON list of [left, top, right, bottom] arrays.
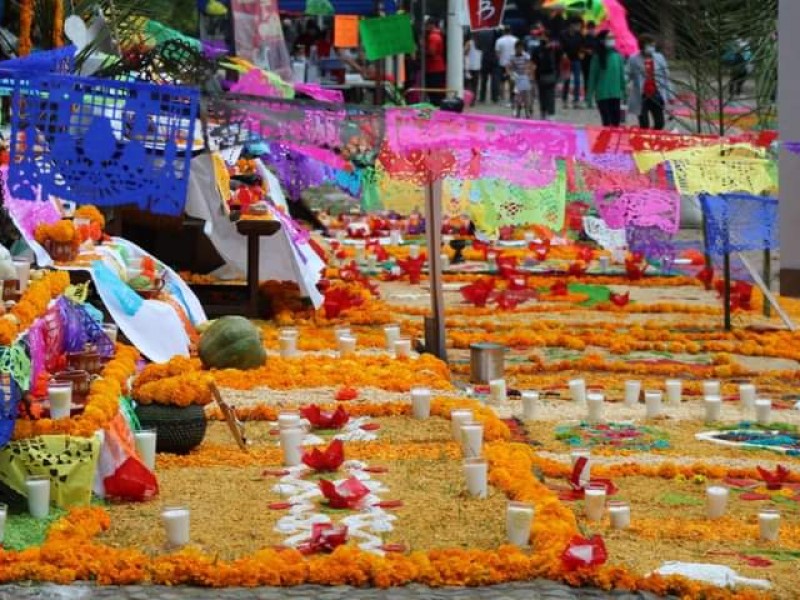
[[268, 502, 293, 510], [360, 423, 380, 431], [376, 499, 403, 509]]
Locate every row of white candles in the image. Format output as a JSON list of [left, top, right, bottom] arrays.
[[560, 378, 772, 425], [277, 325, 415, 359]]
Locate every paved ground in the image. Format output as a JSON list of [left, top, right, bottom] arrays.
[[0, 582, 675, 600]]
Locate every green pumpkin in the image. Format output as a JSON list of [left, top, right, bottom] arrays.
[[198, 316, 267, 370]]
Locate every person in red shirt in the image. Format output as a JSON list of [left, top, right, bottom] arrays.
[[425, 18, 447, 106]]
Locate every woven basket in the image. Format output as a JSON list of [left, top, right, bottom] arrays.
[[134, 404, 207, 454]]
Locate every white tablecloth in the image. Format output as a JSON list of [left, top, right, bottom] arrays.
[[184, 153, 324, 307]]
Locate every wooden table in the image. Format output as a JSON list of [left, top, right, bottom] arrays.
[[236, 218, 281, 317]]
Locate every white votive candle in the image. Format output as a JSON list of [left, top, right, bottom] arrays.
[[338, 335, 356, 357], [384, 325, 400, 351], [706, 486, 729, 519], [13, 259, 30, 292], [366, 254, 377, 271], [704, 395, 722, 423], [598, 256, 610, 272], [569, 379, 586, 405], [280, 327, 299, 340], [665, 379, 682, 405], [450, 409, 474, 441], [644, 390, 663, 419], [463, 458, 488, 498], [755, 398, 772, 426], [410, 387, 431, 419], [0, 502, 6, 543], [608, 501, 631, 530], [488, 379, 507, 405], [102, 323, 118, 344], [506, 501, 535, 548], [394, 338, 412, 358], [279, 335, 298, 358], [624, 380, 641, 406], [584, 483, 607, 521], [759, 508, 780, 541], [389, 230, 402, 245], [408, 244, 420, 259], [48, 381, 73, 420], [586, 393, 604, 424], [25, 476, 50, 519], [278, 411, 301, 430], [161, 506, 190, 547], [703, 380, 721, 397], [440, 254, 450, 270], [739, 383, 756, 411], [570, 449, 591, 486], [279, 427, 304, 467], [521, 391, 539, 420], [460, 423, 484, 458], [134, 429, 157, 472]]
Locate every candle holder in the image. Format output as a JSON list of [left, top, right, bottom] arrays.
[[706, 486, 729, 519], [47, 380, 73, 420], [279, 335, 298, 358], [278, 411, 303, 431], [584, 482, 607, 521], [644, 390, 663, 419], [135, 428, 158, 471], [704, 395, 722, 423], [665, 379, 682, 405], [570, 449, 591, 486], [410, 387, 431, 419], [608, 500, 630, 529], [521, 391, 539, 420], [624, 380, 641, 406], [280, 427, 304, 466], [586, 393, 604, 424], [161, 505, 190, 547], [0, 502, 6, 543], [463, 458, 488, 498], [506, 501, 534, 548], [739, 383, 756, 412], [758, 507, 780, 541], [460, 422, 484, 458], [394, 338, 412, 359], [383, 325, 400, 352], [25, 475, 51, 519], [450, 409, 474, 441], [569, 379, 587, 405], [755, 398, 772, 425]]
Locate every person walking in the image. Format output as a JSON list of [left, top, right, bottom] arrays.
[[627, 34, 671, 130], [531, 27, 558, 120], [508, 41, 533, 118], [581, 21, 598, 107], [476, 28, 499, 103], [494, 26, 518, 104], [559, 18, 584, 109], [464, 33, 482, 104], [424, 18, 447, 106], [587, 31, 626, 126]]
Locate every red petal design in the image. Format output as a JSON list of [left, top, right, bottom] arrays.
[[376, 499, 403, 509], [360, 423, 380, 431], [740, 492, 771, 501], [268, 502, 293, 510], [302, 439, 345, 472], [319, 476, 371, 509]]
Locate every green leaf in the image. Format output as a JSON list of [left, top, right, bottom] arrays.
[[567, 283, 611, 308]]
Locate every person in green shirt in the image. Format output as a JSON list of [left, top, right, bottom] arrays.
[[587, 31, 627, 126]]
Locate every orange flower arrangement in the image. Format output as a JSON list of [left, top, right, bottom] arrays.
[[211, 354, 452, 392], [34, 220, 78, 245], [133, 372, 214, 407], [133, 356, 202, 391], [0, 271, 70, 345], [74, 205, 106, 229], [12, 343, 139, 440]]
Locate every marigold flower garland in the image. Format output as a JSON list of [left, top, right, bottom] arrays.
[[12, 343, 139, 440], [0, 271, 70, 345]]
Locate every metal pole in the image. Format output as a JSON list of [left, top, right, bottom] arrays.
[[763, 248, 772, 317], [420, 0, 427, 102], [424, 167, 447, 360], [723, 251, 732, 331], [446, 0, 464, 97]]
